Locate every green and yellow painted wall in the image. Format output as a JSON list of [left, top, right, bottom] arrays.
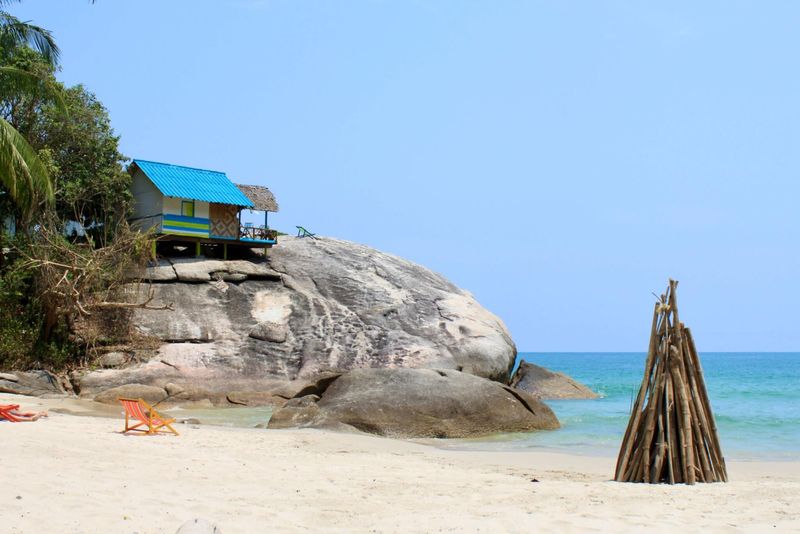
[[161, 197, 210, 238]]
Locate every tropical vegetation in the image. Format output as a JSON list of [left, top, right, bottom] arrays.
[[0, 1, 141, 370], [0, 0, 58, 222]]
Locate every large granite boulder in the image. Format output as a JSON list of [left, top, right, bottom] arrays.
[[92, 383, 169, 404], [77, 236, 517, 403], [267, 368, 559, 438], [510, 361, 599, 400]]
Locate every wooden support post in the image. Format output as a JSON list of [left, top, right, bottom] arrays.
[[151, 239, 157, 260], [195, 241, 201, 257], [224, 243, 228, 261]]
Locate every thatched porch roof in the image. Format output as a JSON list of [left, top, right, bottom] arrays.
[[236, 184, 279, 212]]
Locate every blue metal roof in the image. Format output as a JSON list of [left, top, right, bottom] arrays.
[[132, 159, 254, 207]]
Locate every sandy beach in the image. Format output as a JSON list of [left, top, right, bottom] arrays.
[[2, 393, 799, 533]]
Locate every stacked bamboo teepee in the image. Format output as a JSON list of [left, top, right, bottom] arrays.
[[615, 280, 727, 484]]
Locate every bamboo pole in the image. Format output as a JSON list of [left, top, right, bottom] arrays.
[[682, 335, 717, 481], [665, 370, 678, 484], [670, 345, 695, 485], [615, 302, 661, 481], [650, 413, 667, 482], [626, 346, 666, 481], [685, 327, 727, 481]]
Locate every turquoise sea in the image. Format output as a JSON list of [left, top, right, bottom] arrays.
[[172, 352, 800, 461], [436, 352, 800, 461]]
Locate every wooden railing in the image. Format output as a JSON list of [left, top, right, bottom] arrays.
[[240, 225, 278, 242]]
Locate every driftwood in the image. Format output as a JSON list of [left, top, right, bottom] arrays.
[[614, 280, 727, 484], [11, 221, 171, 342]]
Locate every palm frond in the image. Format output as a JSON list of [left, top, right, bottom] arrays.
[[0, 12, 60, 67], [0, 65, 66, 111], [0, 117, 54, 220]]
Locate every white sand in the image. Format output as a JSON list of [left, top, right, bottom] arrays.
[[2, 393, 799, 533]]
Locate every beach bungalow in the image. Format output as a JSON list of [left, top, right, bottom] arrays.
[[128, 159, 279, 257]]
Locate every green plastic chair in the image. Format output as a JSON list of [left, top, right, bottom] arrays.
[[296, 225, 318, 239]]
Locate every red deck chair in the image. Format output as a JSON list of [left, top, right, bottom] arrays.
[[0, 403, 45, 422], [118, 398, 179, 436]]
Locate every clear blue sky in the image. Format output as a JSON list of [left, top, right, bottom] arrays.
[[17, 1, 800, 351]]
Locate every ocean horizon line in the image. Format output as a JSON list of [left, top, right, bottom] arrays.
[[519, 350, 800, 354]]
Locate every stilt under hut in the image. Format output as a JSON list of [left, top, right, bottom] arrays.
[[614, 280, 727, 484]]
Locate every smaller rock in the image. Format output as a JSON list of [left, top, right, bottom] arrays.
[[269, 368, 559, 438], [58, 375, 74, 394], [175, 518, 222, 534], [290, 372, 342, 398], [248, 322, 288, 343], [69, 370, 82, 391], [94, 384, 168, 405], [171, 258, 227, 283], [290, 394, 320, 404], [0, 370, 65, 397], [144, 260, 178, 282], [179, 418, 201, 425], [224, 260, 281, 279], [510, 361, 599, 400], [164, 383, 185, 397], [98, 352, 128, 368], [155, 384, 217, 404], [267, 394, 322, 428], [219, 272, 247, 283], [0, 372, 19, 382], [226, 391, 284, 407], [209, 278, 229, 293]]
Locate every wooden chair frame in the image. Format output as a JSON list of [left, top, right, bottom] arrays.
[[119, 398, 179, 436]]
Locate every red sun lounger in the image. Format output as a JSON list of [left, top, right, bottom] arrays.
[[0, 404, 46, 422]]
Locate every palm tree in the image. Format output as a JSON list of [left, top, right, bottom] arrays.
[[0, 1, 59, 66], [0, 0, 58, 225]]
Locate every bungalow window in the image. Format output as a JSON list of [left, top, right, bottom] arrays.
[[181, 200, 195, 218]]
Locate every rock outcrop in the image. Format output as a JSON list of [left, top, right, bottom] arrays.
[[510, 361, 599, 400], [0, 370, 67, 397], [267, 368, 559, 438], [77, 235, 517, 404]]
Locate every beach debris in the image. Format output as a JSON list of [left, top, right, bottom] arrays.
[[614, 280, 727, 484], [175, 518, 222, 534]]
